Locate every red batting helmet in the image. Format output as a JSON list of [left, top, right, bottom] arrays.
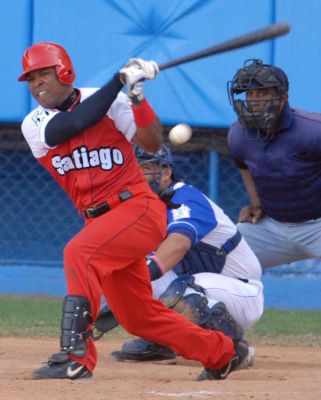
[[18, 42, 75, 84]]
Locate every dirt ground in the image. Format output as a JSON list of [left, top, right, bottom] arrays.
[[1, 337, 321, 400]]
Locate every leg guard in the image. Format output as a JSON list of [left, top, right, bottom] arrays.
[[159, 276, 243, 341], [111, 276, 244, 363], [202, 302, 244, 341], [60, 295, 92, 357]]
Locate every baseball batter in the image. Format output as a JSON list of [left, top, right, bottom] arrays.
[[18, 42, 251, 381]]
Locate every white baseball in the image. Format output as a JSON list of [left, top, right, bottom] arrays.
[[169, 123, 192, 145]]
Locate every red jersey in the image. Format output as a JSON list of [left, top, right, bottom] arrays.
[[21, 90, 146, 211]]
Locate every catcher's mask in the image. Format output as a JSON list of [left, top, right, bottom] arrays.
[[18, 42, 75, 85], [228, 59, 289, 134], [134, 145, 174, 194]]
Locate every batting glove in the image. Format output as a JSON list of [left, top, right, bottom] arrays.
[[127, 80, 145, 104], [119, 58, 159, 104]]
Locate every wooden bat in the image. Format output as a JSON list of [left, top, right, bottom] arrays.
[[158, 22, 290, 71]]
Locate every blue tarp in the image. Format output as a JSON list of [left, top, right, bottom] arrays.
[[3, 0, 321, 124]]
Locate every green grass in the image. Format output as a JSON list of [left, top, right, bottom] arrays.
[[0, 295, 62, 336], [246, 308, 321, 346], [1, 295, 321, 346]]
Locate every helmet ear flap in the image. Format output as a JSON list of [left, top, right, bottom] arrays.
[[55, 64, 75, 85]]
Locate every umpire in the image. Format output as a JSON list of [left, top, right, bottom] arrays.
[[227, 59, 321, 268]]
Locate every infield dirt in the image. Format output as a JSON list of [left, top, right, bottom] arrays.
[[1, 337, 320, 400]]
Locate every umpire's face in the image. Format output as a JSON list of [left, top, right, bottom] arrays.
[[246, 87, 288, 114], [26, 67, 74, 109]]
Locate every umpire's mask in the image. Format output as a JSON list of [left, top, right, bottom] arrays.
[[227, 59, 289, 135]]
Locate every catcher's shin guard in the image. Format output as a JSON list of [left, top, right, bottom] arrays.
[[60, 295, 92, 357], [160, 276, 243, 341], [202, 302, 244, 341]]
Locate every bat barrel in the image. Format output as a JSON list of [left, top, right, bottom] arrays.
[[158, 22, 290, 71]]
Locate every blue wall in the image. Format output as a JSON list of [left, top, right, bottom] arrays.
[[3, 0, 321, 125], [1, 265, 320, 310]]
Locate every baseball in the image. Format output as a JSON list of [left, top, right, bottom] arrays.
[[169, 123, 192, 145]]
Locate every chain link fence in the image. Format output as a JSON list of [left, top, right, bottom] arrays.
[[1, 124, 320, 276]]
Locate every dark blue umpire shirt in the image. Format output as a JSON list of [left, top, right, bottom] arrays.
[[227, 103, 321, 222]]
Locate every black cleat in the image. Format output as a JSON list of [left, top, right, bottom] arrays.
[[197, 340, 253, 381], [32, 352, 92, 380], [111, 339, 177, 364]]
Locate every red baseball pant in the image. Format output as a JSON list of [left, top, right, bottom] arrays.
[[64, 192, 235, 372]]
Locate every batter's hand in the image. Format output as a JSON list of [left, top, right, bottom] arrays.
[[127, 80, 145, 104], [119, 58, 159, 86], [119, 59, 158, 104], [238, 205, 265, 224], [124, 58, 159, 79]]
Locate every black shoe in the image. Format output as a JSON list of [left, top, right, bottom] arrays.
[[32, 352, 92, 380], [197, 340, 252, 381], [111, 339, 177, 363]]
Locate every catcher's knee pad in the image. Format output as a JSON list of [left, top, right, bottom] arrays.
[[170, 293, 211, 325], [159, 275, 206, 308], [159, 275, 209, 325], [60, 295, 92, 357]]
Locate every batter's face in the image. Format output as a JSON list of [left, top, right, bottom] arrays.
[[26, 67, 74, 109], [140, 163, 172, 191]]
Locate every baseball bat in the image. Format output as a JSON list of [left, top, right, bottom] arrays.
[[158, 22, 290, 71]]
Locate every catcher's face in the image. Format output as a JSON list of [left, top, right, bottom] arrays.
[[140, 163, 172, 192], [26, 67, 74, 109]]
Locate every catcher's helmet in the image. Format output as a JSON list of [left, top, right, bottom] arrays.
[[134, 145, 175, 194], [228, 59, 289, 133], [135, 144, 174, 167], [18, 42, 75, 85]]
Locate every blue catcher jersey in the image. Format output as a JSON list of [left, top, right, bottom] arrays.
[[167, 182, 261, 279], [168, 182, 236, 247]]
